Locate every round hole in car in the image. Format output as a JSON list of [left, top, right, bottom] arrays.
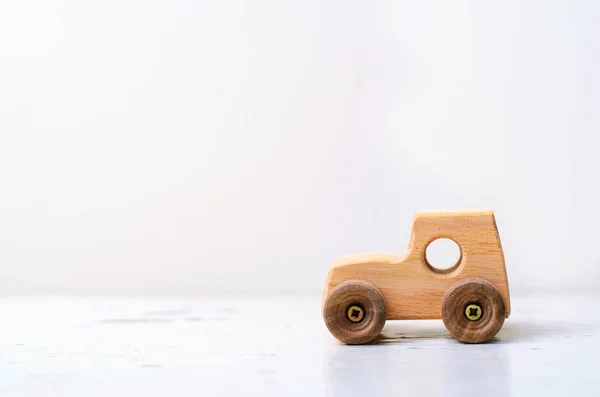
[[425, 238, 462, 272]]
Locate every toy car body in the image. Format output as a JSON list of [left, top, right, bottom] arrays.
[[322, 210, 510, 344]]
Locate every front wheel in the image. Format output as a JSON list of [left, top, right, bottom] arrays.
[[442, 278, 506, 343], [323, 280, 387, 344]]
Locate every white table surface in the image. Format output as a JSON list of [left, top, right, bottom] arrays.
[[0, 294, 598, 396]]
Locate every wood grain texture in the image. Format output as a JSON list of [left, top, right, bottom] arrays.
[[442, 278, 506, 343], [323, 280, 387, 344], [322, 210, 511, 320]]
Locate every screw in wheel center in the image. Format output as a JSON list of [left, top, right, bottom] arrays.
[[465, 303, 482, 321], [347, 305, 365, 323]]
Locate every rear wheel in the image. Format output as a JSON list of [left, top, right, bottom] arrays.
[[442, 278, 506, 343], [323, 280, 386, 344]]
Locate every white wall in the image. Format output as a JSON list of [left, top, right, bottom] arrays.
[[1, 1, 599, 295]]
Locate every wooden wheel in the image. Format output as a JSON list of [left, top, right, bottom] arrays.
[[323, 280, 386, 345], [442, 278, 506, 343]]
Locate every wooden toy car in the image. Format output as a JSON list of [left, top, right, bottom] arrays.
[[322, 210, 510, 344]]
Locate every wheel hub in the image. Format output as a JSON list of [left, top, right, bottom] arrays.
[[347, 305, 365, 323], [465, 303, 482, 321]]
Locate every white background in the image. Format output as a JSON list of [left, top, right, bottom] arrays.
[[1, 1, 598, 296]]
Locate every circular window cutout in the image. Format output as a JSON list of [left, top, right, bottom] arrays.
[[425, 238, 462, 273]]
